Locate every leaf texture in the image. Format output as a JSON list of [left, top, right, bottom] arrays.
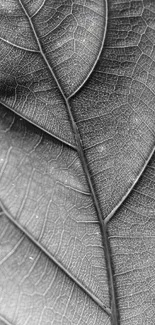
[[71, 0, 155, 217], [0, 213, 110, 325], [0, 0, 107, 146], [0, 106, 110, 309], [108, 153, 155, 324], [0, 0, 155, 325]]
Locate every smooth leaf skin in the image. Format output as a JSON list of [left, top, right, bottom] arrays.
[[0, 0, 107, 145], [1, 0, 155, 325], [0, 213, 110, 325]]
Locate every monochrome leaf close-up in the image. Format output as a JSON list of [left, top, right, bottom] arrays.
[[0, 1, 155, 324]]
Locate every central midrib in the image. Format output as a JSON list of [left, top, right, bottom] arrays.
[[18, 1, 118, 323]]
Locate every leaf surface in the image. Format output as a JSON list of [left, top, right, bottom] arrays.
[[0, 1, 155, 325], [71, 0, 155, 217], [0, 106, 110, 310], [0, 0, 107, 146], [108, 152, 155, 323], [0, 212, 110, 325]]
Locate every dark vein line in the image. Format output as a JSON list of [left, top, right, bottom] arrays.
[[0, 315, 13, 325], [68, 1, 108, 99], [18, 0, 117, 322], [105, 145, 155, 224], [0, 36, 39, 53], [0, 101, 77, 150], [56, 180, 91, 195], [0, 200, 111, 316], [73, 126, 118, 324], [31, 0, 46, 18]]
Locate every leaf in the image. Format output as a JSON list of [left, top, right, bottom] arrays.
[[0, 0, 107, 146], [0, 108, 111, 324], [0, 1, 155, 325], [108, 154, 155, 323]]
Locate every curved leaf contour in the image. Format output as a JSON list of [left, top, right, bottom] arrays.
[[71, 0, 155, 217], [0, 0, 107, 146], [1, 1, 155, 325]]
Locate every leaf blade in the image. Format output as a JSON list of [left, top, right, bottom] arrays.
[[108, 152, 155, 323], [0, 0, 107, 146], [0, 106, 110, 313], [0, 213, 111, 325], [1, 1, 155, 324], [71, 0, 155, 219]]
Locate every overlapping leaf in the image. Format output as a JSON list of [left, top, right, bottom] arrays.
[[0, 0, 107, 146], [0, 106, 110, 311], [0, 1, 155, 325]]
